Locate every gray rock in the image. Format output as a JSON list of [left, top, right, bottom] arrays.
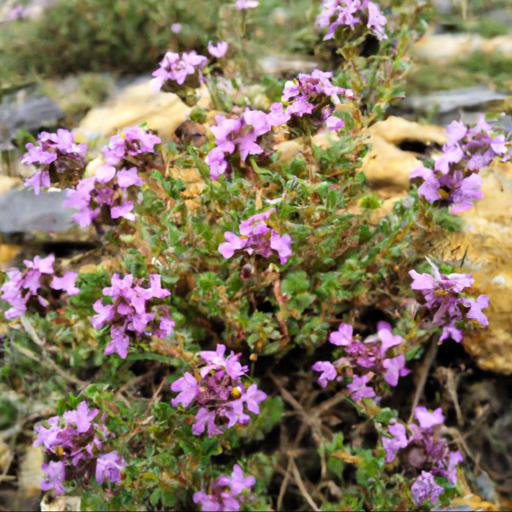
[[404, 87, 508, 114], [0, 189, 73, 233], [0, 90, 63, 144]]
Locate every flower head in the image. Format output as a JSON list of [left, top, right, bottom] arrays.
[[194, 464, 255, 511], [218, 209, 292, 264], [409, 259, 489, 343], [22, 129, 87, 194], [381, 406, 463, 503], [317, 0, 387, 42], [411, 117, 510, 213], [171, 344, 265, 437], [91, 274, 173, 359], [151, 51, 208, 92], [313, 322, 408, 401], [34, 401, 124, 495], [1, 255, 79, 320]]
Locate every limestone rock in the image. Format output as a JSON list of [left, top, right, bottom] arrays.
[[76, 78, 193, 141], [446, 165, 512, 374], [413, 33, 512, 63]]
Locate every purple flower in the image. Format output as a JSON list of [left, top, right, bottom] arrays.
[[95, 451, 125, 485], [347, 373, 375, 401], [409, 259, 489, 343], [171, 344, 265, 437], [382, 421, 408, 462], [22, 129, 87, 194], [242, 384, 267, 414], [170, 22, 182, 33], [414, 406, 444, 430], [50, 271, 79, 295], [235, 0, 259, 9], [151, 51, 208, 92], [91, 273, 173, 359], [411, 471, 443, 505], [464, 294, 490, 327], [208, 41, 229, 58], [171, 372, 200, 407], [63, 401, 98, 433], [326, 115, 345, 131], [41, 461, 66, 495], [218, 209, 292, 264], [382, 354, 408, 386], [194, 464, 255, 511], [329, 323, 353, 346], [312, 361, 338, 387]]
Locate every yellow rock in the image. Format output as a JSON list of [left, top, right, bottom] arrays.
[[413, 33, 484, 63], [0, 175, 21, 193], [76, 79, 193, 141], [368, 116, 446, 146], [447, 166, 512, 374], [0, 244, 20, 270], [413, 32, 512, 63]]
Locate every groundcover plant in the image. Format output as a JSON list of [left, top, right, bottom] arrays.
[[1, 0, 511, 510]]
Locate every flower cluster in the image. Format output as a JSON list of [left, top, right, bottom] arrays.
[[64, 126, 160, 228], [1, 254, 79, 320], [317, 0, 387, 42], [411, 118, 510, 213], [151, 50, 208, 93], [313, 321, 409, 401], [22, 129, 87, 194], [34, 401, 125, 495], [281, 69, 353, 131], [101, 126, 161, 168], [171, 344, 266, 437], [193, 464, 255, 512], [409, 259, 489, 343], [218, 209, 292, 265], [91, 274, 174, 359], [206, 105, 288, 180], [382, 407, 463, 506]]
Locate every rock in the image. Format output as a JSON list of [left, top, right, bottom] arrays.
[[413, 33, 512, 63], [404, 87, 508, 115], [413, 33, 484, 63], [0, 175, 20, 193], [18, 445, 44, 498], [0, 89, 63, 146], [440, 164, 512, 374], [0, 244, 20, 270], [76, 77, 193, 141], [40, 496, 81, 512], [368, 116, 446, 146], [0, 189, 73, 234]]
